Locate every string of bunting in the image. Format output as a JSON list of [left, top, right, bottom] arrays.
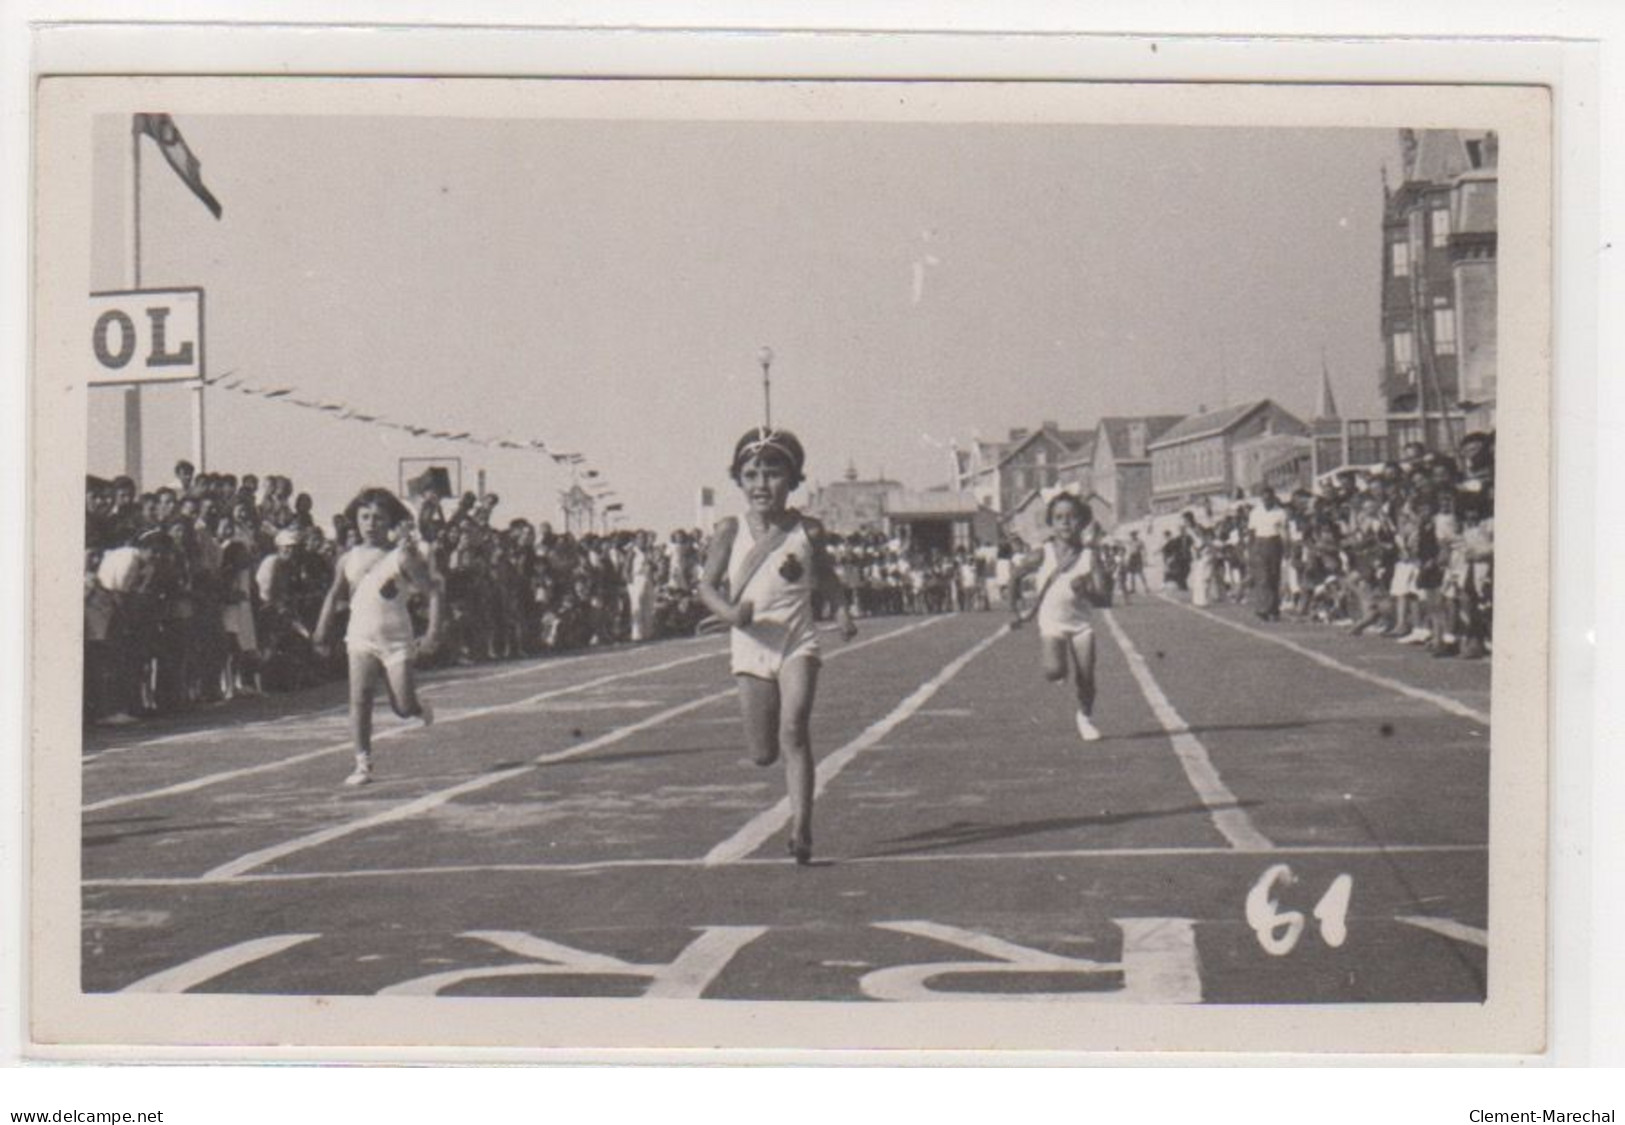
[[202, 370, 591, 467]]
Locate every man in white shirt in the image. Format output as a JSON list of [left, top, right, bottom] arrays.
[[1247, 487, 1289, 621]]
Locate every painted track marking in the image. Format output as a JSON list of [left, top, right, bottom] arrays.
[[198, 618, 944, 881], [82, 842, 1487, 889], [1099, 609, 1273, 851], [119, 933, 319, 993], [703, 623, 1011, 865], [1157, 594, 1490, 725], [84, 641, 733, 814], [1395, 914, 1488, 947], [83, 636, 722, 763]]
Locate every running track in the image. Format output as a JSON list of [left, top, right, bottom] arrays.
[[80, 593, 1491, 1007]]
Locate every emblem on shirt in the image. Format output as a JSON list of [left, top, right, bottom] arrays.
[[779, 553, 804, 582]]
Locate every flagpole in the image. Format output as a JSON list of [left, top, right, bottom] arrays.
[[124, 122, 143, 483]]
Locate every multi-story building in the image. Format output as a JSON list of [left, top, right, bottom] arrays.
[[1086, 415, 1184, 529], [1148, 399, 1310, 514], [952, 421, 1094, 516], [1380, 128, 1498, 448]]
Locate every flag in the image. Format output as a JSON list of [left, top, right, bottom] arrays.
[[605, 503, 624, 513], [134, 113, 224, 219]]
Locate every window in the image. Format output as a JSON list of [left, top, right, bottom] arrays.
[[1433, 308, 1456, 355], [1431, 207, 1450, 248], [1392, 241, 1410, 278]]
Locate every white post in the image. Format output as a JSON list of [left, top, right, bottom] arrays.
[[124, 124, 143, 482], [192, 383, 206, 471]]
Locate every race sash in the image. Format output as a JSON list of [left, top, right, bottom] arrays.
[[727, 516, 796, 604]]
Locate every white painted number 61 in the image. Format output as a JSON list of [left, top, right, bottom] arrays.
[[1245, 864, 1353, 956]]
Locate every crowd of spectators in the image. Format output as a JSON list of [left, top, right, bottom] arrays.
[[83, 463, 725, 726], [1154, 433, 1496, 659], [83, 432, 1494, 727], [82, 465, 983, 728]]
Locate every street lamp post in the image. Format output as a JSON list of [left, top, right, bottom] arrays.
[[757, 345, 775, 430]]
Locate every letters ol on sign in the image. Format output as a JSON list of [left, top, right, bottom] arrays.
[[88, 287, 205, 386]]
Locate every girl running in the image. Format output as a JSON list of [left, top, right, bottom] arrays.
[[314, 487, 443, 787], [1008, 490, 1104, 743], [698, 427, 857, 865]]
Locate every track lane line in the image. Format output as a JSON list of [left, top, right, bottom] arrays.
[[81, 841, 1487, 888], [196, 617, 945, 881], [702, 621, 1011, 866], [118, 934, 320, 993], [84, 641, 732, 814], [83, 635, 724, 764], [1099, 609, 1274, 852], [1395, 915, 1488, 947], [1156, 593, 1490, 725]]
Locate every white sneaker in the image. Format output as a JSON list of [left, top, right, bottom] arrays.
[[414, 698, 435, 729], [1074, 710, 1103, 743], [343, 761, 373, 787], [1398, 629, 1433, 646]]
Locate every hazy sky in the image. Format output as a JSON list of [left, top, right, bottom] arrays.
[[91, 113, 1397, 529]]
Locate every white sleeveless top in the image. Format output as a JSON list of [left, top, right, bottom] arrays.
[[1034, 539, 1096, 637], [342, 544, 418, 651], [726, 517, 820, 677]]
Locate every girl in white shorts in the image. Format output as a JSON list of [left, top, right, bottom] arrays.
[[1008, 490, 1104, 743], [698, 427, 856, 865], [314, 487, 443, 786]]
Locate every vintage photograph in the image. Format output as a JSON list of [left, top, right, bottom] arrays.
[[30, 77, 1550, 1054]]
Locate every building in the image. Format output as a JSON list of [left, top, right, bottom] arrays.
[[1380, 128, 1498, 448], [882, 489, 999, 554], [1148, 399, 1310, 514], [1086, 415, 1184, 529], [804, 463, 903, 535], [952, 421, 1095, 516], [807, 465, 995, 549], [1308, 364, 1390, 479]]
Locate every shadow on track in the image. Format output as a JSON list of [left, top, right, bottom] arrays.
[[860, 801, 1260, 857]]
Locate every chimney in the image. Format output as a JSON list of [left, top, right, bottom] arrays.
[[1010, 427, 1030, 442]]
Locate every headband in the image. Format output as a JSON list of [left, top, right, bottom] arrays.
[[736, 427, 803, 471]]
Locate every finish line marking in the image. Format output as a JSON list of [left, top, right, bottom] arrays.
[[197, 618, 944, 881], [1157, 594, 1490, 726], [1099, 609, 1273, 852], [81, 842, 1487, 889]]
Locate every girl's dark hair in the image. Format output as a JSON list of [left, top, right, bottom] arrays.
[[730, 427, 806, 487], [1045, 492, 1092, 526], [344, 487, 411, 529]]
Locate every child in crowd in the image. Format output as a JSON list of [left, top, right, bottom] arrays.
[[1008, 489, 1105, 744], [698, 427, 856, 865], [314, 487, 443, 787]]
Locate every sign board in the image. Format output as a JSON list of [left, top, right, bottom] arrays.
[[399, 457, 461, 500], [87, 287, 205, 386]]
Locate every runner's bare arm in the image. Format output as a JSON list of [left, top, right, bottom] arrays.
[[1006, 549, 1042, 621], [312, 557, 350, 655], [697, 517, 750, 627], [400, 543, 445, 654], [804, 516, 856, 639]]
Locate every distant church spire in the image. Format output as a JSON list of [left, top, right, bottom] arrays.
[[1316, 352, 1340, 421]]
